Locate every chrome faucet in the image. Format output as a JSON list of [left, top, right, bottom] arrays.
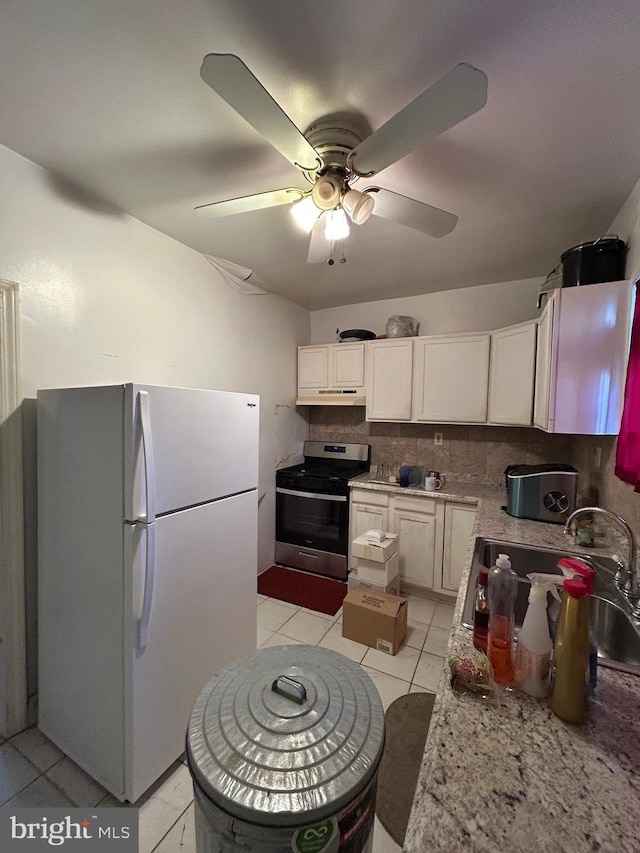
[[564, 507, 639, 610]]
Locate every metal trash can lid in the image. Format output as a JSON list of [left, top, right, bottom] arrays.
[[186, 645, 385, 827]]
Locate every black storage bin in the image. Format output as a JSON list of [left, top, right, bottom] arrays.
[[561, 236, 626, 287]]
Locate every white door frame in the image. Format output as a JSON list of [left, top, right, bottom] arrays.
[[0, 280, 27, 736]]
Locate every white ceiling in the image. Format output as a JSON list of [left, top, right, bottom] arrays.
[[1, 1, 640, 310]]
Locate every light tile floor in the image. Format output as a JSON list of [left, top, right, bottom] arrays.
[[0, 592, 454, 852]]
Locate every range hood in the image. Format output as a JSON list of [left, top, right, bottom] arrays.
[[296, 389, 366, 406]]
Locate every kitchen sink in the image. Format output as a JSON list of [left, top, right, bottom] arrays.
[[462, 537, 640, 677]]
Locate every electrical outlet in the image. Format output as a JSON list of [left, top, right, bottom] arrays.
[[434, 432, 443, 446], [595, 446, 602, 468]]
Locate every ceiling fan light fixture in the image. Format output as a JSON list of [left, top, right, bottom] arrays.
[[290, 195, 321, 233], [343, 189, 375, 225], [325, 208, 350, 241], [311, 175, 342, 211]]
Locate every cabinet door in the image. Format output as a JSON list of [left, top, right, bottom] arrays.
[[488, 321, 537, 425], [413, 334, 490, 422], [332, 343, 365, 389], [533, 296, 555, 430], [298, 346, 330, 390], [350, 503, 389, 569], [391, 509, 440, 589], [441, 502, 477, 593], [552, 280, 633, 434], [366, 339, 413, 421]]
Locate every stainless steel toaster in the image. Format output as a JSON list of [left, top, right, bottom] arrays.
[[504, 464, 578, 524]]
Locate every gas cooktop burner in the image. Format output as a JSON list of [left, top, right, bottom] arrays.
[[276, 441, 371, 494], [285, 462, 365, 480]]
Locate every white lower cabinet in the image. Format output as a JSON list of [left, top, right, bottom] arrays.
[[439, 501, 478, 594], [350, 491, 390, 568], [350, 488, 477, 597], [391, 496, 443, 589]]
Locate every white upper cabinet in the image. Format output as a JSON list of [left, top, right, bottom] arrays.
[[300, 279, 633, 434], [412, 333, 490, 423], [535, 279, 633, 434], [298, 346, 330, 389], [488, 321, 537, 426], [332, 343, 366, 388], [297, 343, 365, 404], [365, 339, 414, 421]]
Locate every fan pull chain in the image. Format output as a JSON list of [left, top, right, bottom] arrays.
[[326, 239, 347, 265]]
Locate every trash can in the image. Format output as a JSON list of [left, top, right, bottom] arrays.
[[186, 645, 385, 853]]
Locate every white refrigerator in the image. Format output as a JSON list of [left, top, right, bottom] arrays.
[[37, 383, 259, 802]]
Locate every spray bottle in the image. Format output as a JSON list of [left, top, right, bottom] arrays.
[[514, 574, 563, 698], [549, 578, 590, 725], [557, 557, 598, 691]]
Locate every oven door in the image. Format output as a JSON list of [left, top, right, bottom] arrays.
[[275, 487, 349, 577]]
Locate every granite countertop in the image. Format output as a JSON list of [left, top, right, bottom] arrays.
[[349, 472, 498, 504], [387, 484, 640, 852]]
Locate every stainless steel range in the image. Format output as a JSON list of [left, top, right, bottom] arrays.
[[275, 441, 371, 580]]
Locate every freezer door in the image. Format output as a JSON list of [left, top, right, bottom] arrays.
[[124, 384, 259, 520], [123, 491, 258, 803]]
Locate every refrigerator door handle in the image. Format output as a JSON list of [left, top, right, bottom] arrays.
[[137, 390, 157, 524], [136, 521, 155, 652]]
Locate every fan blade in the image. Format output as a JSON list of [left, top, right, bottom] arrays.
[[195, 188, 304, 218], [308, 214, 328, 263], [350, 63, 488, 176], [368, 188, 458, 237], [200, 54, 321, 172]]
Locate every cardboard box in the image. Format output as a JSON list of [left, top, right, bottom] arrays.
[[342, 588, 407, 655], [348, 569, 401, 597], [351, 532, 399, 563], [354, 550, 400, 584]]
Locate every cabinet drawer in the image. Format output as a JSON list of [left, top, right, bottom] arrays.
[[350, 488, 390, 507], [392, 495, 437, 514]]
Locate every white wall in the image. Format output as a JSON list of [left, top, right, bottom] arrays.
[[0, 143, 309, 696], [609, 173, 640, 282], [310, 276, 545, 342]]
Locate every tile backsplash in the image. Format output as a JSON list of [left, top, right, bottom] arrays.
[[309, 408, 640, 543], [308, 408, 573, 483], [572, 435, 640, 536]]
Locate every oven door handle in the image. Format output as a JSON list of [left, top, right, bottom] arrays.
[[276, 487, 347, 502]]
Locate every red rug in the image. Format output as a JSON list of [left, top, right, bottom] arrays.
[[258, 565, 347, 616]]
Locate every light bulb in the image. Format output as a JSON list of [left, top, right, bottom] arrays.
[[343, 189, 375, 224], [324, 208, 350, 241], [290, 196, 320, 233], [311, 175, 342, 210]]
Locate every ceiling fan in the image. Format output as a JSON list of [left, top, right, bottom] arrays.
[[196, 54, 488, 264]]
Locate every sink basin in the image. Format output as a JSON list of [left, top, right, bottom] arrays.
[[462, 537, 640, 677]]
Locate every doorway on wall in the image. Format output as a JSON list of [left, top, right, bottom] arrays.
[[0, 279, 27, 736]]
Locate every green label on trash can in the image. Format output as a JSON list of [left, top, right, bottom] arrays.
[[292, 818, 338, 853]]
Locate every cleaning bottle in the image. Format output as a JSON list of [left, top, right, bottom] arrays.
[[557, 557, 598, 692], [487, 553, 517, 686], [472, 568, 489, 653], [514, 574, 563, 698], [548, 578, 590, 725]]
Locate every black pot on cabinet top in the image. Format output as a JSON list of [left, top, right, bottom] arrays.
[[337, 329, 376, 342], [561, 237, 626, 288]]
